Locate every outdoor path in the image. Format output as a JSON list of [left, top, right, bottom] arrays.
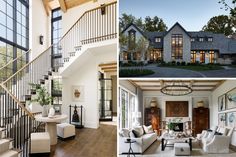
[[120, 65, 236, 78]]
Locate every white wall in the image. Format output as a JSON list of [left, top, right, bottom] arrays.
[[61, 0, 115, 35], [62, 48, 116, 129], [30, 0, 50, 59], [211, 80, 236, 146], [143, 91, 211, 124]]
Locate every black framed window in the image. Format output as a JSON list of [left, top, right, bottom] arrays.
[[51, 8, 62, 54], [200, 51, 205, 63], [171, 34, 183, 59], [0, 0, 29, 81], [51, 8, 62, 69], [191, 51, 196, 63]]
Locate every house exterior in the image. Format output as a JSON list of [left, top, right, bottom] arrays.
[[120, 22, 236, 64]]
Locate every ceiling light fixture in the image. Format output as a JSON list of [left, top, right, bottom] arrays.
[[160, 81, 193, 96]]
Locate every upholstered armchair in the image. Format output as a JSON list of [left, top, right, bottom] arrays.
[[203, 127, 234, 153]]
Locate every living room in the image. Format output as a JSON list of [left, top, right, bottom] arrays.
[[119, 79, 236, 156]]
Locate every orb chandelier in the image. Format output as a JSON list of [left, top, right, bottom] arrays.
[[160, 81, 193, 96]]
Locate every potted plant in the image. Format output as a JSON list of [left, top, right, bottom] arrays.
[[30, 84, 53, 117]]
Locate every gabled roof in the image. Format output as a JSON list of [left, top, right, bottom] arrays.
[[164, 22, 190, 37], [121, 23, 147, 38]]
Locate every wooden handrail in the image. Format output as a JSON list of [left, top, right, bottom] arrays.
[[0, 49, 31, 72], [0, 84, 34, 119], [60, 1, 117, 41]]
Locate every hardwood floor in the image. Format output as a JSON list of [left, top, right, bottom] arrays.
[[32, 124, 117, 157]]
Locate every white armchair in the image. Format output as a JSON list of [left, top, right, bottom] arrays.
[[203, 135, 230, 153], [203, 127, 234, 154]]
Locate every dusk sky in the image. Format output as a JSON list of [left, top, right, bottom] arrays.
[[119, 0, 230, 31]]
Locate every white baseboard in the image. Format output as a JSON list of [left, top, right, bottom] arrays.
[[84, 121, 99, 129]]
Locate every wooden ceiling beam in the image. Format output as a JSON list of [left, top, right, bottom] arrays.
[[66, 0, 93, 9], [59, 0, 67, 12], [99, 62, 117, 67], [42, 0, 50, 16]]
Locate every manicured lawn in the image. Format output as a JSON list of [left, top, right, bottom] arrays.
[[119, 69, 155, 77], [159, 64, 224, 71]]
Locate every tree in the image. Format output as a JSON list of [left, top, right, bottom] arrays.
[[219, 0, 236, 17], [119, 13, 167, 32], [202, 15, 235, 36], [135, 37, 149, 61], [144, 16, 168, 32], [119, 13, 144, 32]]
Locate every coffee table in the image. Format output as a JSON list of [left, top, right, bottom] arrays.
[[161, 136, 194, 151]]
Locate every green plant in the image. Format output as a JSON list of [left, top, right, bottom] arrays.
[[167, 123, 176, 130], [30, 83, 52, 106]]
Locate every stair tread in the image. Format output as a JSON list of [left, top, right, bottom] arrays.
[[0, 128, 6, 132], [0, 150, 19, 157], [0, 138, 10, 144]]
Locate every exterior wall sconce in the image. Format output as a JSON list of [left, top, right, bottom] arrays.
[[101, 4, 106, 15], [39, 35, 44, 45]]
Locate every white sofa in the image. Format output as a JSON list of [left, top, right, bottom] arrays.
[[202, 126, 234, 153], [119, 126, 157, 154]]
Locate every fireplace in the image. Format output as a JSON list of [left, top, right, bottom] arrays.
[[172, 123, 183, 132]]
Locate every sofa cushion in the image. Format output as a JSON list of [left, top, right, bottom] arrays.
[[143, 125, 154, 134], [132, 126, 144, 137], [142, 133, 157, 151], [129, 131, 136, 138]]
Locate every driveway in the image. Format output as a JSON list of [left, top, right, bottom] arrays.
[[120, 65, 236, 78]]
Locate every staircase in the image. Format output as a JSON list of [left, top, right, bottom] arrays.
[[0, 2, 116, 157], [0, 127, 21, 157]]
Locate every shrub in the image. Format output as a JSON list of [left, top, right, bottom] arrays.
[[176, 61, 181, 66], [119, 69, 155, 77], [171, 61, 176, 65], [181, 61, 186, 66], [232, 60, 236, 65]]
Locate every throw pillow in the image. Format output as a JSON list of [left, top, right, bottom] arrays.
[[129, 131, 136, 138], [121, 128, 130, 137], [132, 126, 144, 137], [143, 125, 154, 134]]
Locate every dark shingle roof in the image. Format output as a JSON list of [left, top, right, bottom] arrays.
[[145, 31, 166, 49], [188, 31, 236, 54], [122, 23, 236, 54]]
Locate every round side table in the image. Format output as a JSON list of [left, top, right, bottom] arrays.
[[35, 114, 68, 145], [125, 139, 136, 157]]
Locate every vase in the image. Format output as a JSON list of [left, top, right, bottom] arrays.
[[48, 106, 55, 117], [42, 105, 48, 117], [169, 130, 174, 136]]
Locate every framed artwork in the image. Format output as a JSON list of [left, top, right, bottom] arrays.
[[227, 112, 236, 128], [218, 94, 226, 111], [226, 87, 236, 110], [218, 113, 227, 127], [72, 85, 84, 101], [166, 101, 188, 117]]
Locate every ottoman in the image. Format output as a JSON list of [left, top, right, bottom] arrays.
[[57, 123, 75, 139], [30, 132, 50, 154], [174, 143, 190, 156]]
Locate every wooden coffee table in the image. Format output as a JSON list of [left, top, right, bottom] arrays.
[[161, 136, 194, 151]]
